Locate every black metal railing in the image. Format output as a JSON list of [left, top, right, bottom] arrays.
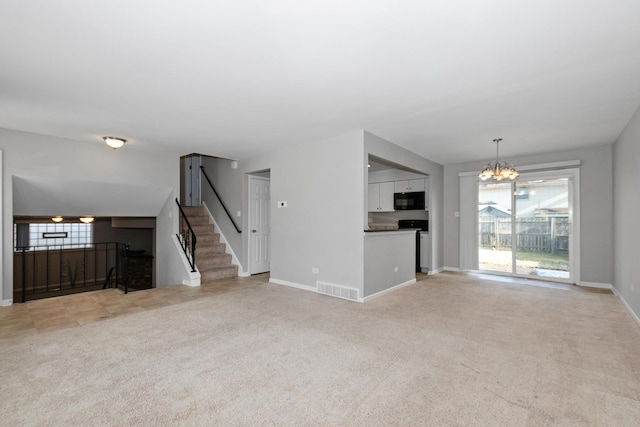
[[200, 165, 242, 233], [176, 198, 197, 272], [14, 242, 130, 303]]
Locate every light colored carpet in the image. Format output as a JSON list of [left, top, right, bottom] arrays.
[[1, 273, 640, 426]]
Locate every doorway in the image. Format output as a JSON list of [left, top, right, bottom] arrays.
[[248, 175, 271, 274], [478, 170, 578, 282], [180, 154, 201, 206]]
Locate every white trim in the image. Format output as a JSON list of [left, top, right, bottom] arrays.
[[429, 267, 445, 275], [2, 299, 13, 307], [459, 160, 582, 177], [443, 266, 461, 272], [611, 287, 640, 327], [269, 278, 315, 292], [270, 277, 424, 303], [578, 281, 612, 290], [201, 201, 247, 276], [363, 279, 416, 302], [171, 235, 201, 286], [182, 278, 201, 286]]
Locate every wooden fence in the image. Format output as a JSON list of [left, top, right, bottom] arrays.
[[479, 217, 569, 254]]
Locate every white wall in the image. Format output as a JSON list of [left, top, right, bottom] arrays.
[[613, 106, 640, 320], [1, 128, 183, 303], [443, 145, 614, 285], [364, 131, 444, 272]]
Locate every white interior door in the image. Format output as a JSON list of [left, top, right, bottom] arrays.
[[249, 176, 270, 274]]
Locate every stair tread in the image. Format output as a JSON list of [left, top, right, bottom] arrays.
[[201, 265, 237, 272], [181, 205, 237, 279]]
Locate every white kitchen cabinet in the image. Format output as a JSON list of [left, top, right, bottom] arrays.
[[420, 231, 431, 273], [394, 178, 425, 193], [368, 182, 395, 212]]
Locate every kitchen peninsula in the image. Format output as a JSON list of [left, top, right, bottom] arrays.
[[363, 228, 416, 299]]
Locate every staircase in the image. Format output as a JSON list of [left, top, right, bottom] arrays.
[[181, 206, 238, 282]]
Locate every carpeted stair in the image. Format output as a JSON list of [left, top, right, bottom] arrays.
[[181, 206, 238, 281]]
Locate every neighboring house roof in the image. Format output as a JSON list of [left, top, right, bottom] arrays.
[[479, 204, 511, 218]]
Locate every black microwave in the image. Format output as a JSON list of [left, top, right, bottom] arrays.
[[394, 191, 425, 210]]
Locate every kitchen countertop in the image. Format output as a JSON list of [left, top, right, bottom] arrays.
[[364, 228, 420, 233]]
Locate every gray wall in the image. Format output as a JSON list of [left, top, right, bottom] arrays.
[[1, 128, 182, 302], [443, 144, 614, 285], [94, 220, 154, 254], [364, 131, 444, 272], [205, 132, 366, 290], [265, 131, 365, 292], [613, 106, 640, 319], [200, 156, 244, 267], [202, 130, 443, 295], [364, 232, 415, 297]]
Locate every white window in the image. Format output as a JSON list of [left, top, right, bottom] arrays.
[[14, 222, 93, 251]]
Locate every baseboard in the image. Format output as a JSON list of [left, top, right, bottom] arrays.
[[269, 278, 315, 292], [429, 267, 444, 275], [443, 266, 461, 272], [182, 277, 201, 287], [611, 287, 640, 328], [237, 272, 251, 278], [2, 299, 13, 307], [578, 281, 612, 290], [363, 278, 416, 302]]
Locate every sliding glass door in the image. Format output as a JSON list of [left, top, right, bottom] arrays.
[[478, 171, 575, 282], [478, 181, 513, 273]]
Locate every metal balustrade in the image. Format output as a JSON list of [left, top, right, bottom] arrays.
[[176, 198, 197, 272], [14, 242, 130, 302]]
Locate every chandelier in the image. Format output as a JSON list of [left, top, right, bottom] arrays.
[[479, 138, 519, 181]]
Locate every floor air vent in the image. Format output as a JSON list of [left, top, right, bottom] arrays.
[[316, 281, 359, 301]]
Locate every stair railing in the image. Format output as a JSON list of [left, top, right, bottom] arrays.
[[176, 198, 197, 272], [200, 165, 242, 233], [16, 242, 128, 302]]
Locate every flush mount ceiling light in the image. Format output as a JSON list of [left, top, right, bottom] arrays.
[[103, 136, 126, 149], [79, 216, 95, 224], [51, 216, 63, 223], [479, 138, 520, 181]]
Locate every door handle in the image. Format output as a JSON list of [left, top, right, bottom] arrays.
[[252, 229, 257, 233]]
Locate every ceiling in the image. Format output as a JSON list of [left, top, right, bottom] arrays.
[[2, 1, 640, 165]]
